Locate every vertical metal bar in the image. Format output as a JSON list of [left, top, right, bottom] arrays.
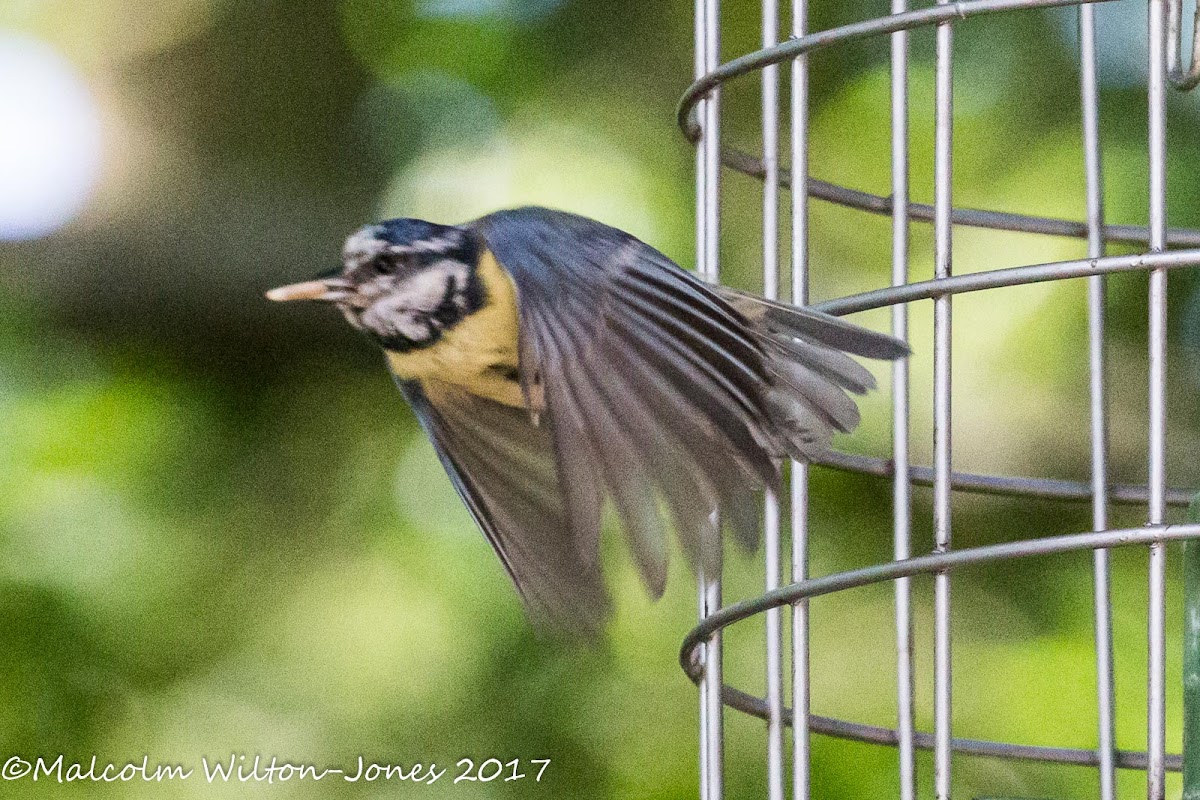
[[790, 1, 810, 799], [933, 3, 954, 799], [698, 576, 709, 800], [693, 0, 710, 796], [761, 0, 784, 798], [1080, 5, 1117, 799], [765, 495, 784, 800], [1185, 496, 1200, 800], [700, 454, 724, 800], [699, 1, 724, 798], [1147, 1, 1168, 798], [890, 1, 916, 798]]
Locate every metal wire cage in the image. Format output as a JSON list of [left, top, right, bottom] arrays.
[[683, 1, 1200, 798]]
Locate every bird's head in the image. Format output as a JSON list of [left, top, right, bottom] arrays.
[[266, 218, 486, 352]]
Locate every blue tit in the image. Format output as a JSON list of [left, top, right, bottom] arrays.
[[267, 206, 908, 635]]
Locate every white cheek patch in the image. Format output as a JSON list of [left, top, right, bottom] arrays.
[[358, 260, 473, 345], [361, 293, 432, 343], [399, 261, 471, 312]]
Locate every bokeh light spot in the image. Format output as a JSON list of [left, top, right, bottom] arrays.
[[0, 33, 101, 241]]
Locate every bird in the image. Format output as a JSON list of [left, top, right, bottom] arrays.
[[266, 206, 908, 635]]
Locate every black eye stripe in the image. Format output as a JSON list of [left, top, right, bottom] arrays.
[[431, 274, 463, 326], [361, 251, 410, 278]]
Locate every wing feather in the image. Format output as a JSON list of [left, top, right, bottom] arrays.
[[473, 208, 785, 583], [534, 315, 669, 596], [397, 376, 609, 635], [719, 285, 910, 360]]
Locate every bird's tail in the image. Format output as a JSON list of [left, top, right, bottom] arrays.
[[718, 287, 909, 462]]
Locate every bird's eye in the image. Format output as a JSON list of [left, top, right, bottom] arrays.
[[370, 257, 396, 276]]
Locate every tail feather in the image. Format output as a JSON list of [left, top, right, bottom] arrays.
[[719, 286, 910, 360], [763, 390, 835, 460], [772, 357, 862, 433], [762, 334, 877, 395], [720, 287, 908, 462]]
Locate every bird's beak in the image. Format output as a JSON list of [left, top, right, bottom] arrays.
[[264, 279, 349, 303]]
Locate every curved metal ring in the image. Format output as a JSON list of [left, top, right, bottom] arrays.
[[680, 1, 1200, 247], [680, 524, 1200, 770], [720, 147, 1200, 248], [811, 248, 1200, 317], [681, 523, 1200, 689], [677, 0, 1118, 138], [811, 449, 1196, 508], [714, 684, 1183, 772]]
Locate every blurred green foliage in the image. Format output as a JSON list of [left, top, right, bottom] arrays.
[[1, 0, 1200, 798]]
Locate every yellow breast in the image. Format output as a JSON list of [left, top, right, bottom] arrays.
[[386, 248, 525, 407]]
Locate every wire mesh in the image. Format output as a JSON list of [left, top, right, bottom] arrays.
[[685, 1, 1200, 798]]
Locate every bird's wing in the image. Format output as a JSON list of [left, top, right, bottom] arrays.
[[471, 207, 774, 595], [396, 375, 610, 636], [715, 286, 910, 360]]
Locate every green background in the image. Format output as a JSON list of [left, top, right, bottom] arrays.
[[1, 0, 1199, 797]]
